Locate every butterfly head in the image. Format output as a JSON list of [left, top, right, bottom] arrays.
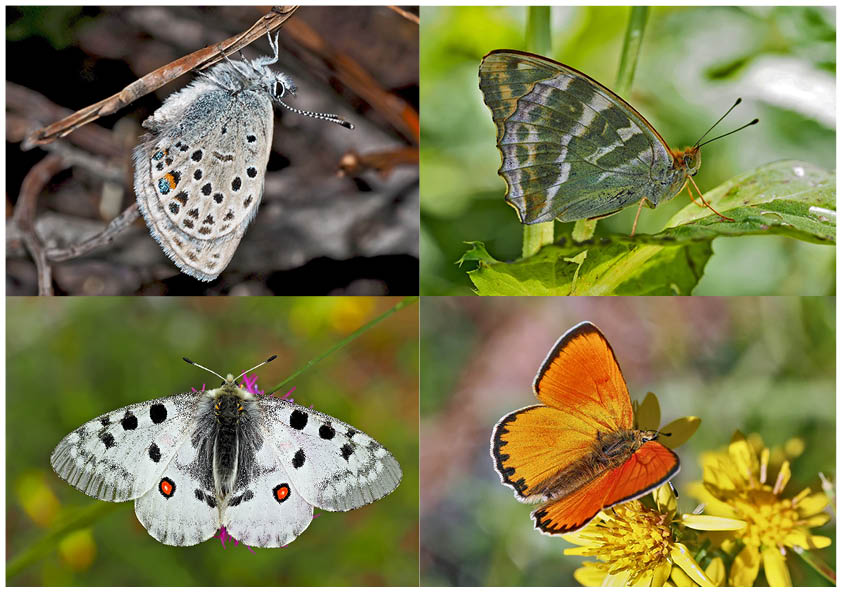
[[672, 147, 701, 177]]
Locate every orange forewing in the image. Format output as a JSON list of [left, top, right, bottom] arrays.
[[531, 441, 679, 534], [491, 321, 680, 534], [533, 322, 633, 433]]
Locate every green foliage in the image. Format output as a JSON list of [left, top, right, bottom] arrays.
[[460, 160, 834, 295]]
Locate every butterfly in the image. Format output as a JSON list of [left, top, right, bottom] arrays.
[[51, 357, 401, 547], [133, 32, 352, 281], [490, 321, 679, 534], [479, 50, 753, 234]]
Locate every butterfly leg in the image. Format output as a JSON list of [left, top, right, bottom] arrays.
[[687, 176, 734, 222], [630, 197, 647, 236]]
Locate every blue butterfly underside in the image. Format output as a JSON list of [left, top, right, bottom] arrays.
[[479, 50, 693, 224]]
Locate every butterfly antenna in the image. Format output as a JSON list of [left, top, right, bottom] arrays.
[[277, 98, 354, 129], [182, 357, 226, 382], [696, 118, 759, 149], [234, 355, 278, 383], [693, 98, 742, 148]]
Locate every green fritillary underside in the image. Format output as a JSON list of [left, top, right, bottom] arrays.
[[479, 49, 698, 225]]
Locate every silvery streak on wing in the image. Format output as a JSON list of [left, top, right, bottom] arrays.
[[134, 32, 353, 282], [480, 51, 759, 236], [51, 356, 401, 547]]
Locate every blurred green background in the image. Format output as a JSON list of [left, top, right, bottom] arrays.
[[7, 296, 418, 586], [419, 296, 835, 586], [420, 6, 836, 295]]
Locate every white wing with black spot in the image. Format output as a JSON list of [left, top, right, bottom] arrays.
[[223, 435, 314, 548], [257, 399, 403, 511], [50, 392, 205, 502], [134, 434, 221, 546]]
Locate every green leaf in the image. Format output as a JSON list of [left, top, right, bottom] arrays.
[[462, 238, 711, 295], [659, 160, 835, 244], [461, 160, 835, 295]]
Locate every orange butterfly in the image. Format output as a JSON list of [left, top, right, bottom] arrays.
[[491, 321, 680, 534]]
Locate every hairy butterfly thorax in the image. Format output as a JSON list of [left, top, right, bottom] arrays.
[[51, 356, 402, 547], [133, 32, 353, 282]]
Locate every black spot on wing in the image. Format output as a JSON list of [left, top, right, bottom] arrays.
[[319, 424, 335, 440], [149, 403, 167, 424], [292, 449, 305, 468], [290, 410, 308, 430], [121, 412, 138, 431], [340, 443, 354, 461], [101, 433, 115, 449], [148, 442, 161, 463]]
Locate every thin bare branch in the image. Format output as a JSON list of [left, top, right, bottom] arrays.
[[46, 204, 140, 262], [388, 6, 419, 25], [285, 13, 419, 144], [23, 5, 299, 149], [338, 147, 418, 177], [10, 154, 68, 296]]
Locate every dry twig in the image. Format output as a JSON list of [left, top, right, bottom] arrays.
[[388, 6, 420, 25], [10, 154, 69, 295], [46, 204, 140, 262], [23, 6, 299, 149]]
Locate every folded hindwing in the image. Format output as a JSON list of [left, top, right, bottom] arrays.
[[133, 72, 274, 281]]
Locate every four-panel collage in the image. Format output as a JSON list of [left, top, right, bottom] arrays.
[[5, 4, 836, 590]]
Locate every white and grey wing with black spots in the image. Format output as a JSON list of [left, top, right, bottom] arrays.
[[258, 399, 403, 512], [50, 392, 205, 502], [222, 434, 315, 548]]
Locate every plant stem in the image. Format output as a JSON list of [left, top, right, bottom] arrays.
[[269, 296, 418, 393], [522, 6, 555, 258], [573, 6, 649, 242]]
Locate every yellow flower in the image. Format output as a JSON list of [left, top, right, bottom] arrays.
[[562, 483, 741, 586], [690, 431, 832, 587]]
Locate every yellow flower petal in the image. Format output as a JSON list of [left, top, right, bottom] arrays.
[[680, 514, 747, 531], [654, 482, 677, 516], [796, 492, 830, 516], [630, 569, 655, 587], [705, 557, 726, 586], [651, 559, 673, 587], [783, 530, 832, 550], [560, 531, 598, 546], [730, 544, 761, 586], [658, 416, 701, 449], [686, 482, 737, 517], [573, 566, 607, 587], [762, 547, 792, 587], [670, 542, 715, 587], [669, 566, 696, 587], [603, 569, 632, 586], [802, 513, 831, 528], [773, 460, 791, 495], [637, 392, 661, 431], [562, 546, 593, 557], [728, 432, 758, 481]]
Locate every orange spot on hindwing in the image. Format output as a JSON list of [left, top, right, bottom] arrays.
[[159, 477, 176, 499], [273, 483, 290, 503]]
